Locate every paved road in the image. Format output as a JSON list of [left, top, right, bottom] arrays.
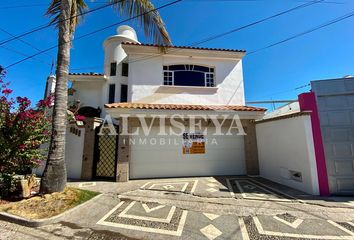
[[2, 176, 354, 240]]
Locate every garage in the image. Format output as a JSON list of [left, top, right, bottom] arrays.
[[130, 126, 246, 179], [105, 103, 265, 182]]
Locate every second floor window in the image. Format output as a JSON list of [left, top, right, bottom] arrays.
[[122, 63, 129, 77], [120, 84, 128, 102], [163, 65, 215, 87], [110, 62, 117, 76], [108, 84, 115, 103]]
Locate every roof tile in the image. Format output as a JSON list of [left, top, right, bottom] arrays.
[[69, 72, 103, 76], [105, 102, 266, 112], [122, 42, 246, 53]]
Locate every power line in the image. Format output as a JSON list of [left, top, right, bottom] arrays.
[[0, 45, 52, 66], [251, 83, 311, 100], [0, 4, 47, 10], [247, 10, 354, 55], [126, 0, 324, 64], [4, 0, 182, 69], [0, 2, 115, 10], [0, 27, 53, 58], [70, 0, 324, 71], [293, 0, 343, 4], [0, 1, 123, 46]]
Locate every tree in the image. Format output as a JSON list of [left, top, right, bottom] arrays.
[[0, 68, 52, 196], [40, 0, 171, 193]]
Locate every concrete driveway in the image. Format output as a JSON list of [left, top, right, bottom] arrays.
[[2, 176, 354, 240]]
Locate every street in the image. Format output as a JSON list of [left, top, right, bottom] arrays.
[[1, 176, 354, 240]]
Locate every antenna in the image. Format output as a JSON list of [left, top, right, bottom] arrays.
[[50, 59, 55, 75]]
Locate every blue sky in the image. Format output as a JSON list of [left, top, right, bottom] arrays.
[[1, 0, 353, 110]]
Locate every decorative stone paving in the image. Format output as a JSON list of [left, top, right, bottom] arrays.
[[96, 200, 244, 239], [275, 213, 298, 224], [97, 200, 187, 236], [200, 224, 222, 240], [242, 215, 354, 240], [140, 179, 198, 194], [227, 178, 295, 201], [92, 177, 354, 239]]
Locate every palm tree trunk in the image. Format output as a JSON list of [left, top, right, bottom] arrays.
[[40, 0, 72, 194]]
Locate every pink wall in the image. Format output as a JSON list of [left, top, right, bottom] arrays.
[[298, 92, 330, 196]]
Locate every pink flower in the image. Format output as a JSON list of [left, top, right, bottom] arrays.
[[19, 144, 26, 150], [75, 115, 86, 121], [36, 96, 53, 108], [2, 88, 12, 95]]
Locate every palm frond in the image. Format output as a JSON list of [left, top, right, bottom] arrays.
[[110, 0, 172, 46], [46, 0, 88, 34]]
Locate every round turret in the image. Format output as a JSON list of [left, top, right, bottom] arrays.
[[103, 25, 140, 77]]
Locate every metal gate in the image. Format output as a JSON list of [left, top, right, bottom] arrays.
[[93, 126, 118, 180]]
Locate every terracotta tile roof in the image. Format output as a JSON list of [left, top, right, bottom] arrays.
[[122, 42, 246, 53], [105, 102, 266, 112], [69, 72, 103, 76]]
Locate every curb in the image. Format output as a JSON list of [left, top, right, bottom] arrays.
[[0, 193, 103, 227]]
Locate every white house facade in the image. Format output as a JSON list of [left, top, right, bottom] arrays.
[[45, 25, 266, 183]]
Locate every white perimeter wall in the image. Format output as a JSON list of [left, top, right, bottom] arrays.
[[128, 54, 245, 105], [34, 126, 85, 179], [65, 127, 85, 179], [256, 115, 320, 195]]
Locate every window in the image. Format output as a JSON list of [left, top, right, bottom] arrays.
[[108, 84, 115, 103], [162, 65, 215, 87], [122, 63, 129, 77], [163, 71, 173, 85], [120, 84, 128, 102], [205, 73, 215, 87], [110, 62, 116, 76]]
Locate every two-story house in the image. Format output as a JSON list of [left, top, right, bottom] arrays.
[[45, 25, 266, 182]]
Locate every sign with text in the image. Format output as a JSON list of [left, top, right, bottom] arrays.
[[182, 133, 206, 154]]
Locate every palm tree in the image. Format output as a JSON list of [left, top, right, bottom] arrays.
[[40, 0, 171, 194]]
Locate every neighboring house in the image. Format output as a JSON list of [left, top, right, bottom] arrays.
[[258, 76, 354, 195], [44, 25, 266, 183], [312, 76, 354, 195]]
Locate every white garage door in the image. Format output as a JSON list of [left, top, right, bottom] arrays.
[[130, 126, 246, 179]]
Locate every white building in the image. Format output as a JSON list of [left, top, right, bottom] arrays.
[[46, 25, 266, 183]]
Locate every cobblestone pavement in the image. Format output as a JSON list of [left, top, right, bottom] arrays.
[[2, 176, 354, 240]]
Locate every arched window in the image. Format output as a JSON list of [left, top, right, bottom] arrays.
[[163, 65, 215, 87]]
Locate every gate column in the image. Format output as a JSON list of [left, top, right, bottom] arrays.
[[81, 118, 102, 180], [116, 117, 131, 182]]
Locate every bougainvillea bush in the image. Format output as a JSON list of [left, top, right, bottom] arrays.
[[0, 67, 52, 196]]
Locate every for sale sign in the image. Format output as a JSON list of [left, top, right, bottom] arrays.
[[182, 133, 206, 154]]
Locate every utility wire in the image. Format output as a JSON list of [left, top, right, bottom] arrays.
[[4, 0, 182, 69], [252, 83, 310, 100], [70, 0, 324, 71], [0, 27, 53, 58], [6, 0, 348, 70], [0, 1, 123, 46], [0, 45, 52, 66], [247, 10, 354, 55], [0, 0, 342, 9], [0, 4, 47, 10], [126, 0, 324, 64]]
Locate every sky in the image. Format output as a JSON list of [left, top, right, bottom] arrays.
[[0, 0, 353, 110]]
